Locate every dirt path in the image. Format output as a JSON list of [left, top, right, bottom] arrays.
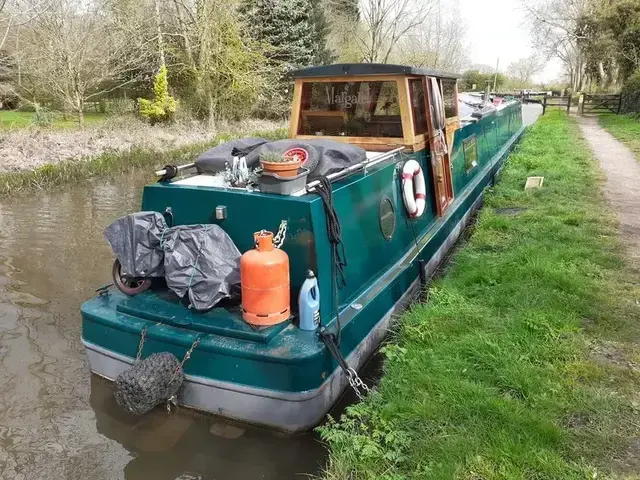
[[577, 115, 640, 268]]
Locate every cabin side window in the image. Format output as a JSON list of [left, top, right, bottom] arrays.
[[463, 135, 478, 172], [441, 79, 458, 118], [298, 81, 402, 138], [408, 79, 427, 135]]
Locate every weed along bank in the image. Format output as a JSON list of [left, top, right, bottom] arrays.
[[80, 64, 524, 431]]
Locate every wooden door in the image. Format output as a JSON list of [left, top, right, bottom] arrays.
[[423, 76, 454, 216]]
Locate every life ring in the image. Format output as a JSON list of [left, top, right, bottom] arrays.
[[402, 160, 426, 218]]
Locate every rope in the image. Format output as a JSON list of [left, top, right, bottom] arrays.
[[158, 165, 178, 183], [315, 176, 347, 288], [315, 176, 348, 345]]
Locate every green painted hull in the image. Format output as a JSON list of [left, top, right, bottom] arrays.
[[81, 102, 524, 431]]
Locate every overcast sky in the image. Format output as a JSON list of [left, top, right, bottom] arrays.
[[457, 0, 562, 82]]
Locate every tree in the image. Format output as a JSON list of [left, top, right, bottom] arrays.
[[243, 0, 331, 68], [507, 55, 544, 87], [579, 0, 640, 90], [138, 65, 176, 123], [357, 0, 435, 63], [324, 0, 362, 62], [523, 0, 591, 92], [394, 0, 468, 71], [16, 0, 151, 125], [168, 0, 271, 122], [461, 70, 505, 91]]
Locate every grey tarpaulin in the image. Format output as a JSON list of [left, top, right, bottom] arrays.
[[194, 138, 268, 174], [245, 139, 367, 179], [162, 224, 241, 311], [193, 138, 367, 179], [104, 211, 168, 277]]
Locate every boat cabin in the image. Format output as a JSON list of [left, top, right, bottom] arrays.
[[289, 63, 461, 153], [289, 63, 462, 215]]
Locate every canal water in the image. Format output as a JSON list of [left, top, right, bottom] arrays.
[[0, 173, 326, 480], [0, 104, 542, 480]]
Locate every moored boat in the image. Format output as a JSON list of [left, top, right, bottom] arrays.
[[81, 64, 524, 432]]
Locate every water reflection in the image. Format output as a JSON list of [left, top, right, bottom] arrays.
[[0, 173, 325, 480]]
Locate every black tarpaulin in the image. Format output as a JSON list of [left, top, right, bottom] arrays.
[[162, 224, 241, 311], [104, 211, 168, 277]]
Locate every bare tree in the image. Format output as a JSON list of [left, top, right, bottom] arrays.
[[17, 0, 152, 125], [507, 55, 545, 86], [358, 0, 435, 63], [522, 0, 591, 91], [394, 0, 468, 71]]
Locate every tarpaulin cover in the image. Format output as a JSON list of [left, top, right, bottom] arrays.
[[195, 138, 268, 174], [104, 211, 167, 277], [246, 139, 367, 179], [162, 224, 241, 311], [193, 138, 367, 179]]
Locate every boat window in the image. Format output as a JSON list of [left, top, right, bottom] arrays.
[[463, 135, 478, 171], [298, 81, 402, 138], [408, 79, 427, 135], [442, 79, 458, 118]]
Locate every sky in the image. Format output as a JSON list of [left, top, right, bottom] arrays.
[[457, 0, 562, 83]]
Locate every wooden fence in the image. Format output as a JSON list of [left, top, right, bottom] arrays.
[[579, 94, 622, 115], [542, 95, 572, 115]]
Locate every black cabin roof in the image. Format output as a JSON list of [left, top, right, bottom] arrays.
[[290, 63, 462, 80]]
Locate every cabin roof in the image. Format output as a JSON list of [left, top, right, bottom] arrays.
[[290, 63, 462, 80]]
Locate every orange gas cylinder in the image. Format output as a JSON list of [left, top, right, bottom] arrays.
[[240, 230, 290, 326]]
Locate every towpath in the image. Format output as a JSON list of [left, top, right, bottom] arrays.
[[577, 116, 640, 268]]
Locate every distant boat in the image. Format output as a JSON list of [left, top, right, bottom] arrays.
[[81, 63, 524, 432]]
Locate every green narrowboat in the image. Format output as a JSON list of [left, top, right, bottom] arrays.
[[81, 64, 524, 432]]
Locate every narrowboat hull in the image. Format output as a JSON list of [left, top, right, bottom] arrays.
[[80, 109, 524, 431]]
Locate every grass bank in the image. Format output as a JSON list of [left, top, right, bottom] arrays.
[[0, 127, 287, 196], [599, 114, 640, 160], [0, 110, 108, 129], [320, 111, 640, 479]]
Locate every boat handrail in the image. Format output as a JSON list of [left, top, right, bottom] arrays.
[[304, 146, 405, 194]]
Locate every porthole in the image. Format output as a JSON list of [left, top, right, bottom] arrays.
[[379, 196, 396, 241]]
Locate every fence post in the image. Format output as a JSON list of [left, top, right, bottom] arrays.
[[617, 94, 622, 114], [567, 95, 572, 115], [579, 94, 584, 115], [542, 95, 547, 115]]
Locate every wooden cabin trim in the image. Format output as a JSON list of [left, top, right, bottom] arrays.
[[289, 78, 304, 138], [397, 77, 415, 147], [445, 116, 460, 150]]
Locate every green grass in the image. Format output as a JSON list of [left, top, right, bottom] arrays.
[[320, 111, 640, 479], [0, 127, 288, 196], [0, 110, 108, 129], [599, 114, 640, 160]]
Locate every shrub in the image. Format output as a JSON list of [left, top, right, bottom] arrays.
[[31, 105, 53, 127], [621, 68, 640, 114], [138, 65, 177, 124]]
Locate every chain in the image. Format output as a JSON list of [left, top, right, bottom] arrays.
[[175, 336, 200, 375], [135, 322, 162, 361], [136, 326, 148, 361], [272, 220, 288, 249], [166, 335, 201, 414], [346, 368, 371, 401]]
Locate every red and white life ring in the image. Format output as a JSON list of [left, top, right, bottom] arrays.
[[402, 160, 426, 218]]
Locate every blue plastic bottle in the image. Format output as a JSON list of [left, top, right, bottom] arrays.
[[298, 270, 320, 331]]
